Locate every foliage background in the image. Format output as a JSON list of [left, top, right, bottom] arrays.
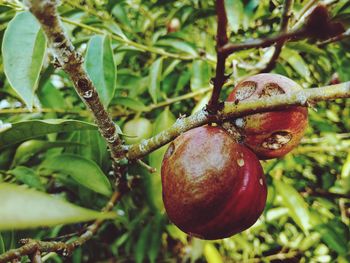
[[0, 0, 350, 262]]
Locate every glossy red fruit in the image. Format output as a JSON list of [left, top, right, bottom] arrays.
[[227, 73, 308, 159], [161, 126, 267, 240]]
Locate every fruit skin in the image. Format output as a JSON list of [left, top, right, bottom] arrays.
[[161, 126, 267, 240], [227, 73, 308, 160], [123, 118, 152, 145]]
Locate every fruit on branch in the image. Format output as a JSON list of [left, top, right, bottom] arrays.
[[161, 126, 267, 240], [167, 18, 181, 33], [227, 73, 308, 159], [123, 118, 152, 144]]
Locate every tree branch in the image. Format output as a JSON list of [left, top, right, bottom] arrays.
[[127, 82, 350, 159], [318, 28, 350, 46], [219, 28, 306, 56], [207, 0, 228, 112], [25, 0, 125, 182], [0, 191, 122, 263], [260, 0, 294, 73]]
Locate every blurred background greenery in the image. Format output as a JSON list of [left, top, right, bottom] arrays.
[[0, 0, 350, 262]]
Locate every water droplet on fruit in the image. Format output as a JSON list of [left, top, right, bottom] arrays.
[[237, 158, 245, 167], [82, 90, 93, 98], [235, 118, 245, 128], [259, 178, 263, 185]]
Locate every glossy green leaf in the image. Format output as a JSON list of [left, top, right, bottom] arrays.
[[13, 140, 82, 166], [281, 48, 311, 81], [156, 39, 198, 57], [38, 82, 66, 109], [40, 154, 112, 196], [85, 35, 116, 107], [191, 60, 211, 92], [225, 0, 244, 33], [9, 166, 44, 191], [274, 180, 312, 233], [65, 131, 108, 168], [2, 12, 46, 109], [115, 97, 148, 111], [0, 183, 115, 230], [0, 119, 97, 150], [148, 58, 163, 103]]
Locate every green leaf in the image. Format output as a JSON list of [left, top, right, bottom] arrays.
[[2, 12, 47, 109], [156, 39, 198, 57], [146, 109, 176, 212], [341, 152, 350, 189], [115, 97, 148, 111], [148, 215, 165, 263], [287, 42, 326, 56], [135, 223, 152, 263], [0, 183, 116, 230], [0, 233, 5, 254], [274, 180, 312, 233], [191, 60, 211, 92], [192, 92, 211, 114], [0, 119, 97, 150], [38, 82, 66, 109], [65, 131, 108, 168], [85, 35, 116, 107], [281, 48, 311, 81], [13, 140, 81, 166], [225, 0, 244, 33], [9, 166, 44, 191], [40, 154, 112, 196], [315, 223, 348, 255], [148, 58, 163, 103]]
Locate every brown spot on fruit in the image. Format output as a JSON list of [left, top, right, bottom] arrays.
[[261, 131, 292, 150], [161, 126, 267, 240], [259, 83, 285, 98], [164, 142, 175, 159], [233, 81, 257, 101], [227, 73, 308, 159]]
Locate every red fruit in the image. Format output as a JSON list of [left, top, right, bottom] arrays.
[[227, 73, 308, 159], [167, 18, 180, 33], [161, 126, 267, 240]]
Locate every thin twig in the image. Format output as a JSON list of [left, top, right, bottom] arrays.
[[0, 191, 122, 263], [260, 0, 294, 73], [127, 82, 350, 159], [207, 0, 228, 112], [25, 0, 125, 182], [219, 28, 306, 56], [318, 28, 350, 46]]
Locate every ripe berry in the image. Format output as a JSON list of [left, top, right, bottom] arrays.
[[227, 73, 308, 159], [161, 126, 267, 240]]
